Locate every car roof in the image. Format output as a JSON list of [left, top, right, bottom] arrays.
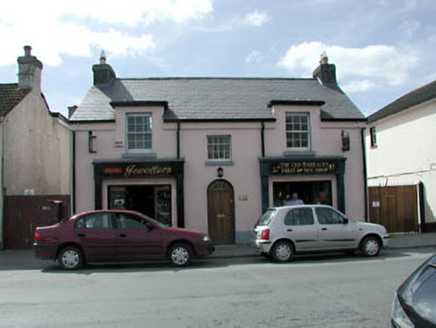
[[268, 204, 335, 211], [71, 209, 144, 218]]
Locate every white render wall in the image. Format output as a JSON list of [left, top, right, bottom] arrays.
[[73, 103, 367, 243], [366, 99, 436, 224]]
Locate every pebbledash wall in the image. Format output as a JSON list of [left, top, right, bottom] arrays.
[[70, 54, 367, 244]]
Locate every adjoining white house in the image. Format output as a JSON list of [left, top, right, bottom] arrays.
[[366, 80, 436, 233]]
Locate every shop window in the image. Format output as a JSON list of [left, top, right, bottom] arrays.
[[273, 181, 332, 207], [126, 113, 152, 152], [370, 127, 377, 148], [286, 113, 311, 150], [108, 185, 172, 226], [207, 135, 232, 160]]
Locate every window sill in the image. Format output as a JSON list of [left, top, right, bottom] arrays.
[[283, 150, 316, 157], [123, 152, 156, 159], [205, 160, 234, 166]]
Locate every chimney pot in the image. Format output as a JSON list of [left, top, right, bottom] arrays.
[[92, 52, 116, 85], [24, 45, 32, 56]]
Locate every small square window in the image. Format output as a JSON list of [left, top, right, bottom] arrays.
[[207, 135, 232, 160]]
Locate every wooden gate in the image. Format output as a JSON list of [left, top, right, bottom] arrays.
[[4, 195, 71, 249], [207, 180, 235, 244], [368, 185, 418, 233]]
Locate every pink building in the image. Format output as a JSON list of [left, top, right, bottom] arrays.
[[70, 54, 366, 244]]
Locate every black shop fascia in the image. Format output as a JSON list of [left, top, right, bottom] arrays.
[[92, 158, 185, 227], [259, 156, 346, 213]]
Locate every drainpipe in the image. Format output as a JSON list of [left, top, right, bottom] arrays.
[[176, 122, 181, 159], [72, 130, 76, 214], [261, 121, 265, 158], [361, 127, 369, 222]]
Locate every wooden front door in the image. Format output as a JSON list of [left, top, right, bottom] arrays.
[[207, 180, 235, 244]]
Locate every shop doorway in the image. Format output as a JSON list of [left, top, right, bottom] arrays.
[[273, 181, 332, 206], [207, 180, 235, 244], [108, 185, 171, 226]]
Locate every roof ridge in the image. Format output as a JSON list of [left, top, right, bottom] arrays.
[[117, 77, 316, 81]]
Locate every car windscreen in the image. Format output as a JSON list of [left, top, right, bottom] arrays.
[[256, 209, 276, 226], [400, 265, 436, 325]]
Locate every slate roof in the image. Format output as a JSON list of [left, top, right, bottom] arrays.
[[368, 80, 436, 124], [0, 84, 30, 117], [70, 78, 365, 122]]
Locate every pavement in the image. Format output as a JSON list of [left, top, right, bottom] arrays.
[[211, 232, 436, 259], [0, 232, 435, 267]]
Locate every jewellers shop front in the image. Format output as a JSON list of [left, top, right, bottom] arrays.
[[92, 159, 185, 227], [259, 157, 346, 213]]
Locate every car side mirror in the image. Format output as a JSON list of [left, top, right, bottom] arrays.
[[145, 222, 154, 232], [343, 218, 349, 224]]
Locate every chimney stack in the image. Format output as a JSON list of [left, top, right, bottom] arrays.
[[312, 52, 337, 86], [92, 50, 116, 85], [17, 45, 43, 91]]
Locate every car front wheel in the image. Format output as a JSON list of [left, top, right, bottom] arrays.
[[168, 243, 192, 267], [271, 241, 294, 262], [58, 246, 84, 270], [360, 236, 381, 257]]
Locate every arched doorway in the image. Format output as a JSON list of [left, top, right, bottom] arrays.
[[207, 179, 235, 244]]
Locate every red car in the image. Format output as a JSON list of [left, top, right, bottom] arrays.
[[34, 210, 215, 270]]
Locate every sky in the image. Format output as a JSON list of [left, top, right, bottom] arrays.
[[1, 0, 435, 117]]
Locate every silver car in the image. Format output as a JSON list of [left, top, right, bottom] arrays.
[[254, 205, 389, 262]]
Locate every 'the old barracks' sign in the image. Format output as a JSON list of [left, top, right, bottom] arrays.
[[271, 161, 337, 175]]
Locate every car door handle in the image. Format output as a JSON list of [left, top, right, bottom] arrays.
[[119, 234, 127, 238], [77, 233, 86, 238], [287, 229, 293, 232], [322, 228, 327, 231]]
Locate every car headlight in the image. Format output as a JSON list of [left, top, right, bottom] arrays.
[[392, 294, 414, 328], [203, 235, 211, 242]]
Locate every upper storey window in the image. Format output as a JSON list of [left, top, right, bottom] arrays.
[[207, 135, 232, 160], [126, 113, 152, 152], [286, 113, 311, 150]]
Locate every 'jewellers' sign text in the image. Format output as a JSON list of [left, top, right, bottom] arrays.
[[103, 165, 172, 178]]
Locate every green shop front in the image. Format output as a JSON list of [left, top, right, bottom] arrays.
[[259, 157, 346, 213]]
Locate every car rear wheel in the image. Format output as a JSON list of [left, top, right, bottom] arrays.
[[168, 243, 192, 267], [271, 241, 294, 262], [58, 246, 84, 270], [360, 236, 381, 257]]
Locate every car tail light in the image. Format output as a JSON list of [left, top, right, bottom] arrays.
[[34, 232, 42, 242], [260, 228, 270, 240], [34, 231, 58, 243]]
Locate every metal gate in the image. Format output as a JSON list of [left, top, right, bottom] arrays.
[[368, 185, 418, 233], [4, 195, 71, 249]]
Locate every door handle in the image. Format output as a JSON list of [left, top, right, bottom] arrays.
[[287, 229, 293, 232], [77, 233, 86, 237], [119, 234, 127, 238], [322, 228, 327, 231]]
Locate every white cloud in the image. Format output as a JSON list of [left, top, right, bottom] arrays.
[[245, 51, 264, 64], [278, 41, 419, 92], [0, 0, 212, 66], [244, 11, 269, 27]]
